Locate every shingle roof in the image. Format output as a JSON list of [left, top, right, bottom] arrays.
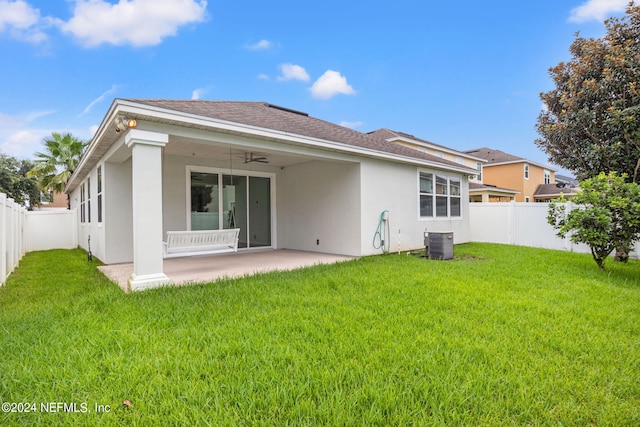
[[464, 147, 523, 164], [534, 183, 580, 197], [123, 99, 473, 172], [469, 182, 519, 193], [367, 128, 474, 156]]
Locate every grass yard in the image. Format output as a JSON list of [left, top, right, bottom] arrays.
[[1, 243, 639, 426]]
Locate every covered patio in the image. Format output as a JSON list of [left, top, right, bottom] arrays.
[[98, 249, 355, 292]]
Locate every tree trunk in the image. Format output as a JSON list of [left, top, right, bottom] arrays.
[[614, 242, 630, 263], [591, 250, 606, 271]]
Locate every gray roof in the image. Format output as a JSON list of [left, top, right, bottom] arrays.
[[469, 182, 520, 194], [555, 174, 579, 186], [464, 147, 524, 164], [534, 183, 580, 197], [122, 99, 472, 171]]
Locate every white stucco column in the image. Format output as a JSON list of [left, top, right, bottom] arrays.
[[125, 129, 170, 291]]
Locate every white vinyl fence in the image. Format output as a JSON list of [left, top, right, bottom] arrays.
[[469, 202, 640, 260], [1, 191, 78, 285], [1, 193, 27, 285], [26, 210, 78, 252]]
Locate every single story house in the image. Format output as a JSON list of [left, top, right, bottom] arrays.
[[66, 99, 477, 290]]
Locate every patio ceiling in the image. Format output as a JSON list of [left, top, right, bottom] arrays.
[[164, 134, 326, 169]]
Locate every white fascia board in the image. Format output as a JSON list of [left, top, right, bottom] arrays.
[[389, 136, 488, 163], [66, 100, 122, 193], [115, 100, 477, 175]]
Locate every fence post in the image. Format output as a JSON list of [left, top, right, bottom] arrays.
[[7, 197, 15, 276], [565, 202, 573, 252], [0, 193, 6, 285], [508, 201, 516, 245]]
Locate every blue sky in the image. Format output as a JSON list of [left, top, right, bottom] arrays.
[[0, 0, 631, 174]]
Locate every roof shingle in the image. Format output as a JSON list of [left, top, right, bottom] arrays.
[[123, 99, 473, 172]]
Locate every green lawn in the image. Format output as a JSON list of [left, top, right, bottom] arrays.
[[1, 244, 639, 426]]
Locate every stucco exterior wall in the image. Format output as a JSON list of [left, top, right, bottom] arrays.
[[279, 160, 361, 256], [104, 159, 132, 264], [359, 160, 470, 255], [70, 165, 107, 262]]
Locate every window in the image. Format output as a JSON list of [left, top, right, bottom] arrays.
[[456, 156, 464, 164], [435, 175, 448, 217], [87, 177, 91, 223], [97, 166, 103, 223], [476, 162, 482, 181], [435, 151, 444, 158], [419, 172, 461, 218], [544, 169, 550, 184], [189, 168, 273, 249], [419, 173, 434, 217], [450, 177, 461, 216], [525, 196, 530, 203], [524, 163, 530, 179], [80, 183, 86, 223]]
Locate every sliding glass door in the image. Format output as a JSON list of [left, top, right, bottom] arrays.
[[190, 170, 271, 249]]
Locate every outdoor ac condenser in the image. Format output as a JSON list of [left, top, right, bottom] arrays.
[[425, 232, 453, 260]]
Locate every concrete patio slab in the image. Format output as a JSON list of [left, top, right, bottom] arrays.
[[98, 249, 355, 292]]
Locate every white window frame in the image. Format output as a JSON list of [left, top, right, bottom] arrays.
[[80, 183, 86, 223], [418, 171, 462, 220], [524, 163, 530, 180], [87, 177, 91, 223], [544, 169, 550, 185], [185, 165, 277, 249], [476, 162, 482, 181], [97, 165, 103, 224]]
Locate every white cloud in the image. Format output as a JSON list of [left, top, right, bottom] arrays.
[[245, 39, 272, 50], [0, 129, 42, 156], [79, 85, 119, 117], [61, 0, 208, 47], [277, 64, 310, 82], [191, 87, 208, 100], [568, 0, 628, 23], [309, 70, 355, 100], [89, 125, 99, 138], [0, 110, 57, 157], [257, 73, 270, 81], [339, 121, 363, 129], [0, 0, 54, 43]]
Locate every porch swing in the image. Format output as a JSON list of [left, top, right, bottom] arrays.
[[162, 148, 240, 258]]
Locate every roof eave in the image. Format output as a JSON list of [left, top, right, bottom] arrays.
[[67, 99, 478, 192]]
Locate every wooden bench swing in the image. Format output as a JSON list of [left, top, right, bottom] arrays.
[[163, 228, 240, 258]]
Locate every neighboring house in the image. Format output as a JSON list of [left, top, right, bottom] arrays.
[[468, 183, 520, 202], [464, 147, 559, 203], [66, 99, 477, 290], [33, 191, 68, 210], [532, 180, 580, 202], [365, 129, 519, 203]]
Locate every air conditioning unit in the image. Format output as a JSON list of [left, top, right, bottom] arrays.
[[424, 231, 453, 260]]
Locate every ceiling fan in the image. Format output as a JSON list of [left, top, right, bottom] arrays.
[[243, 152, 269, 164]]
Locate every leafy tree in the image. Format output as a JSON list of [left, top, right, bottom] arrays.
[[547, 172, 640, 270], [536, 2, 640, 183], [28, 132, 88, 208], [0, 153, 40, 207]]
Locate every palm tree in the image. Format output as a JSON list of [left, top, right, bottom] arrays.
[[28, 132, 88, 209]]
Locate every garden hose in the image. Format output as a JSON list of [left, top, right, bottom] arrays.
[[373, 210, 390, 253]]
